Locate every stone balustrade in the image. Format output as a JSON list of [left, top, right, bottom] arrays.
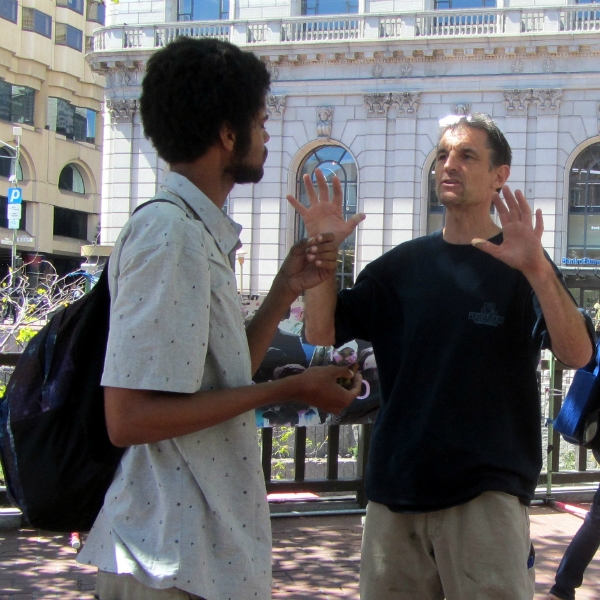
[[89, 7, 600, 53]]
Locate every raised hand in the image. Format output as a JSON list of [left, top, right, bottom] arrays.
[[472, 185, 548, 278], [287, 168, 365, 245]]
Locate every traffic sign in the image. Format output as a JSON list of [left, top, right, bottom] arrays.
[[0, 239, 11, 245], [16, 236, 33, 243], [7, 204, 21, 221], [8, 219, 19, 230], [7, 188, 22, 204]]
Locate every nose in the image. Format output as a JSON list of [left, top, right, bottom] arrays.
[[442, 150, 458, 172], [264, 129, 270, 143]]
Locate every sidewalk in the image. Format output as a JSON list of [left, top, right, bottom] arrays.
[[0, 505, 598, 599]]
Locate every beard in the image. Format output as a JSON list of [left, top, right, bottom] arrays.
[[225, 148, 268, 184]]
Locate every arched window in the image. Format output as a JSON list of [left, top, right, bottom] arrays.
[[0, 147, 23, 181], [58, 163, 85, 194], [295, 146, 357, 289], [567, 142, 600, 260]]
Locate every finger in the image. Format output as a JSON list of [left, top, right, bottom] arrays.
[[500, 185, 521, 220], [315, 168, 330, 203], [286, 194, 307, 215], [491, 193, 510, 226], [472, 238, 501, 259], [514, 189, 532, 221], [331, 175, 343, 208], [309, 251, 339, 266], [346, 372, 363, 398], [306, 232, 335, 246], [349, 213, 367, 227], [533, 208, 544, 238], [303, 173, 318, 206]]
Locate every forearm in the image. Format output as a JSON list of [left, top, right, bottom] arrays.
[[106, 377, 303, 446], [304, 277, 338, 346], [105, 362, 362, 446], [526, 262, 593, 368], [245, 272, 298, 374]]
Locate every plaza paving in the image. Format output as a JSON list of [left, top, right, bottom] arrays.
[[0, 504, 599, 599]]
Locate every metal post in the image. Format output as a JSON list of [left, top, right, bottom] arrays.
[[10, 127, 22, 280], [237, 250, 246, 297], [547, 352, 555, 498]]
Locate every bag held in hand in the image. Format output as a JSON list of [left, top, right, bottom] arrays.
[[554, 339, 600, 450]]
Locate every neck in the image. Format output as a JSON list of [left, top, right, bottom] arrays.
[[170, 156, 234, 210], [442, 206, 501, 245]]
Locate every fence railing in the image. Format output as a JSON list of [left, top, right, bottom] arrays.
[[89, 7, 600, 53], [1, 352, 597, 512]]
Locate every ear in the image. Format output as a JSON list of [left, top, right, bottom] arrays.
[[219, 122, 236, 152], [493, 164, 510, 190]]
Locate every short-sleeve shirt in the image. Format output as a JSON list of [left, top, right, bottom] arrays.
[[77, 172, 271, 600]]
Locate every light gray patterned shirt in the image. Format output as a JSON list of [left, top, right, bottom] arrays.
[[77, 172, 272, 600]]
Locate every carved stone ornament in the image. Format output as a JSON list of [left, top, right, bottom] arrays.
[[317, 106, 334, 139], [542, 58, 555, 74], [503, 90, 532, 117], [364, 92, 420, 118], [364, 93, 391, 118], [399, 62, 413, 78], [109, 67, 141, 88], [106, 98, 138, 124], [453, 103, 471, 116], [267, 65, 280, 81], [266, 95, 286, 119], [532, 89, 562, 114], [511, 59, 524, 73], [372, 64, 384, 78], [390, 92, 420, 116]]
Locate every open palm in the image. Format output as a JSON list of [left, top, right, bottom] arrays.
[[287, 168, 365, 244]]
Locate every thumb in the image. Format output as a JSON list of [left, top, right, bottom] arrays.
[[472, 238, 500, 258]]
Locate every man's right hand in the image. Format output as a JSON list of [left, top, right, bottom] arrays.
[[287, 168, 365, 244], [292, 365, 362, 415]]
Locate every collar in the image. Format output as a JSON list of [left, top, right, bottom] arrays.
[[160, 172, 243, 259]]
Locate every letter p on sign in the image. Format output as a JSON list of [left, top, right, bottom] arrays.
[[8, 188, 22, 204]]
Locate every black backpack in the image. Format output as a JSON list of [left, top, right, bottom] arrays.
[[0, 198, 184, 532], [0, 261, 122, 532]]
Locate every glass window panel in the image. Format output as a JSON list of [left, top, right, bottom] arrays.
[[57, 0, 84, 14], [435, 0, 496, 7], [0, 80, 12, 121], [86, 0, 105, 24], [0, 0, 17, 23], [315, 146, 346, 163], [53, 206, 88, 240], [56, 23, 83, 51], [568, 214, 586, 248], [58, 164, 85, 193], [0, 148, 12, 178], [11, 86, 34, 125], [34, 10, 52, 37], [302, 0, 358, 14]]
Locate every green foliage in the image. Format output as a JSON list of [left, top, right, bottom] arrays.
[[15, 326, 37, 347]]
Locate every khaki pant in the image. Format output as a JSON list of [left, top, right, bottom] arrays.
[[360, 492, 535, 600], [95, 571, 206, 600]]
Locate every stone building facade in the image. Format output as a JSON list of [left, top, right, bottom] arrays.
[[87, 0, 600, 310]]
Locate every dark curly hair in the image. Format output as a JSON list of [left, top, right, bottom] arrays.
[[140, 37, 271, 164]]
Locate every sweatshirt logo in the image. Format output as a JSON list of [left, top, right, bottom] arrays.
[[468, 302, 505, 326]]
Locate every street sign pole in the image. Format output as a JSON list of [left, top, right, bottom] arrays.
[[8, 128, 22, 283]]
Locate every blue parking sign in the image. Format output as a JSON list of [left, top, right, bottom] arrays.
[[8, 188, 22, 205]]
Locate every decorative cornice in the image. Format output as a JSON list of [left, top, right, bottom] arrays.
[[266, 95, 286, 119], [105, 98, 138, 124], [390, 92, 420, 116], [372, 63, 384, 78], [364, 92, 420, 118], [503, 89, 533, 117], [503, 88, 562, 116], [317, 106, 334, 139], [532, 89, 562, 114]]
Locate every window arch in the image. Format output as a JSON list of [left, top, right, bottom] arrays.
[[295, 145, 357, 289], [567, 142, 600, 260], [58, 163, 85, 193], [0, 147, 23, 181]]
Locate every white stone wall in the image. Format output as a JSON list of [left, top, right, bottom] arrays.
[[89, 0, 600, 294]]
